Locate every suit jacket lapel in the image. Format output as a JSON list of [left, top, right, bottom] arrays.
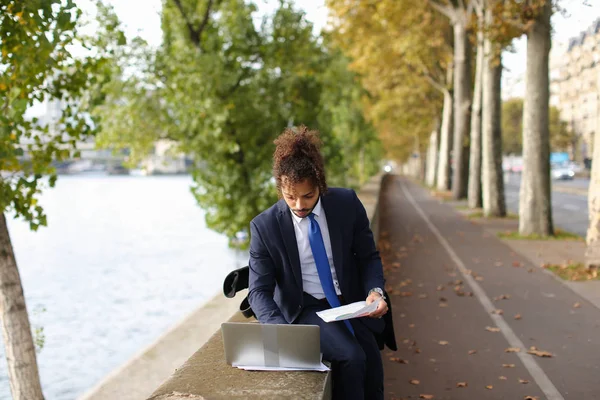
[[321, 194, 344, 285], [276, 200, 303, 291]]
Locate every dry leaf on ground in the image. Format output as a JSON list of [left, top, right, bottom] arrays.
[[527, 346, 553, 358], [486, 385, 493, 390], [524, 396, 539, 400], [573, 302, 581, 308], [419, 395, 434, 399], [492, 309, 504, 315], [499, 376, 507, 380], [410, 379, 420, 385], [494, 294, 511, 300], [519, 379, 530, 384], [439, 340, 449, 345], [485, 326, 500, 332], [503, 363, 516, 368], [505, 347, 521, 353], [468, 350, 477, 355], [439, 303, 449, 307], [456, 382, 468, 388], [389, 358, 408, 364], [514, 314, 522, 320], [419, 294, 428, 299]]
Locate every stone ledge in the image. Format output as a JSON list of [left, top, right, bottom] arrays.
[[147, 313, 332, 400]]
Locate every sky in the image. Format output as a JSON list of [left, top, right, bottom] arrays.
[[70, 0, 600, 100]]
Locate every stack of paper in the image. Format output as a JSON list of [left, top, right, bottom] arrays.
[[316, 299, 381, 323]]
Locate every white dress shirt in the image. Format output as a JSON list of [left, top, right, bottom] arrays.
[[290, 198, 342, 299]]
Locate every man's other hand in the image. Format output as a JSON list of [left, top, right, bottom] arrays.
[[366, 292, 388, 319]]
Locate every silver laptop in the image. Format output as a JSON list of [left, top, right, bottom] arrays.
[[221, 322, 321, 369]]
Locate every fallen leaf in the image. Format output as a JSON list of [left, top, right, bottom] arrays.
[[527, 346, 553, 358], [436, 285, 445, 291], [503, 364, 516, 368], [439, 297, 447, 302], [514, 314, 522, 320], [499, 376, 507, 380], [409, 324, 416, 328], [494, 294, 511, 301], [486, 385, 493, 390], [419, 294, 428, 299], [414, 348, 422, 354], [468, 350, 477, 355], [492, 309, 504, 315], [513, 261, 522, 267], [573, 302, 581, 308], [475, 276, 484, 281], [390, 358, 409, 364], [400, 292, 413, 297], [439, 302, 448, 307], [419, 395, 434, 399], [505, 347, 521, 353], [410, 379, 420, 385], [485, 326, 500, 332], [456, 382, 468, 388], [519, 379, 530, 384], [429, 358, 436, 363], [439, 340, 449, 345], [524, 397, 539, 400]]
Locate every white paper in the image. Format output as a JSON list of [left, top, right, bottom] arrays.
[[236, 363, 330, 372], [316, 299, 381, 323]]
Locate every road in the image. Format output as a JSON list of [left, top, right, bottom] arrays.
[[504, 174, 588, 236]]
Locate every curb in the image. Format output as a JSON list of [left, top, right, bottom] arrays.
[[553, 186, 588, 196]]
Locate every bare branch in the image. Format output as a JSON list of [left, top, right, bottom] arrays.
[[170, 0, 216, 49], [197, 0, 215, 42], [427, 0, 456, 19], [457, 0, 466, 11], [171, 0, 201, 47]]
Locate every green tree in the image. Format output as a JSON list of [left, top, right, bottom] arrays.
[[501, 98, 574, 155], [0, 1, 108, 398], [93, 0, 380, 246]]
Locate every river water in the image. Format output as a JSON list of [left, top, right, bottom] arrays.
[[0, 175, 246, 399]]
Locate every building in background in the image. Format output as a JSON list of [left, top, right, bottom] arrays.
[[551, 17, 600, 163]]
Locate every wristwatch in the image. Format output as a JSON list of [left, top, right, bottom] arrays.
[[368, 287, 386, 300]]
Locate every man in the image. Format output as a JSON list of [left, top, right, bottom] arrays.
[[248, 126, 392, 400]]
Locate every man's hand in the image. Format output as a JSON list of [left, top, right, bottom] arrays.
[[366, 292, 388, 319]]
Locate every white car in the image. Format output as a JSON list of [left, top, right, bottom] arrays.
[[551, 164, 575, 180]]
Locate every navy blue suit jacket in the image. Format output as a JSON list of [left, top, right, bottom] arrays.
[[248, 187, 386, 334]]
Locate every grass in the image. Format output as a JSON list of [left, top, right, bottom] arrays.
[[498, 228, 583, 241], [544, 262, 600, 281], [465, 210, 518, 220], [430, 190, 453, 201]]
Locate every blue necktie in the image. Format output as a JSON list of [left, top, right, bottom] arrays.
[[307, 213, 354, 335]]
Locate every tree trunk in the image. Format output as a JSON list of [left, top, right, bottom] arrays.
[[0, 213, 44, 400], [468, 8, 484, 209], [426, 125, 440, 187], [451, 22, 472, 200], [436, 89, 453, 191], [481, 6, 506, 217], [519, 1, 554, 236], [585, 72, 600, 268]]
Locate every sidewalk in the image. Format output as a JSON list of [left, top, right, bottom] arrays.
[[379, 175, 600, 400]]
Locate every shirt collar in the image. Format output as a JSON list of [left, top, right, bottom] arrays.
[[290, 197, 322, 224]]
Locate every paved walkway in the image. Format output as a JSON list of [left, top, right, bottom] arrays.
[[380, 175, 600, 400]]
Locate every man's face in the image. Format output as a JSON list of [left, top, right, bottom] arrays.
[[281, 178, 320, 219]]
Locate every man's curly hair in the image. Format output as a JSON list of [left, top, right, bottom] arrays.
[[273, 125, 328, 196]]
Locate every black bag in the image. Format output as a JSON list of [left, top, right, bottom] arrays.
[[223, 266, 255, 319]]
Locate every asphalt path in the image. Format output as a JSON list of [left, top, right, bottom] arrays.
[[380, 175, 600, 400]]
